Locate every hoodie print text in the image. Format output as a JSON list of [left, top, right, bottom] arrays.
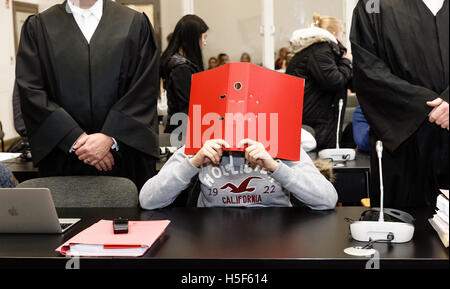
[[199, 161, 286, 206]]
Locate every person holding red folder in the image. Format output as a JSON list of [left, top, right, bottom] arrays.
[[139, 139, 337, 210]]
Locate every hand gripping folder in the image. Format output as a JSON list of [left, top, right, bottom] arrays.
[[56, 220, 170, 257], [185, 63, 305, 161]]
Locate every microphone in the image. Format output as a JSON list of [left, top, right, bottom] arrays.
[[376, 141, 384, 222], [348, 139, 415, 244], [376, 140, 383, 158], [318, 99, 356, 162], [336, 99, 344, 149]]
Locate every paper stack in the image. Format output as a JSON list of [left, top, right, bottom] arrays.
[[429, 190, 449, 248], [56, 220, 170, 257]]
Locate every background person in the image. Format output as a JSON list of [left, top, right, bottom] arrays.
[[161, 15, 209, 134], [240, 52, 252, 63], [217, 53, 230, 66], [208, 57, 218, 70], [352, 106, 370, 153], [286, 13, 353, 150], [275, 47, 289, 70]]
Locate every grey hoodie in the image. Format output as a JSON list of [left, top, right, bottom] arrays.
[[140, 147, 338, 210]]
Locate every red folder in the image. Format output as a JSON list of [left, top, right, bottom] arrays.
[[56, 220, 170, 257], [184, 63, 305, 161]]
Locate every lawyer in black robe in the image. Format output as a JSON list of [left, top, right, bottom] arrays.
[[15, 0, 160, 190], [351, 0, 449, 208]]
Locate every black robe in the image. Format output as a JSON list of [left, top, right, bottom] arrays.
[[351, 0, 449, 208], [15, 0, 160, 190]]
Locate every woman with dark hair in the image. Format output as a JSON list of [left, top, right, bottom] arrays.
[[161, 15, 209, 133]]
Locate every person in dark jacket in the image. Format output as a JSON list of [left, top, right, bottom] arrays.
[[161, 15, 209, 134], [286, 13, 353, 150], [352, 106, 370, 153]]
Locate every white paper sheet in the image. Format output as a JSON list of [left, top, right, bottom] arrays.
[[0, 153, 21, 162]]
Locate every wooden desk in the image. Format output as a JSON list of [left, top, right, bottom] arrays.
[[2, 158, 38, 182]]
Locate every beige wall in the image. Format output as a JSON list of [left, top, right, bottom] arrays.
[[1, 0, 48, 142], [160, 0, 346, 66], [195, 0, 262, 65], [274, 0, 346, 52], [0, 1, 21, 140], [160, 0, 183, 51], [38, 0, 61, 11]]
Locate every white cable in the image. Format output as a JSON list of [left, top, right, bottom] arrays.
[[376, 141, 385, 222], [336, 99, 344, 149]]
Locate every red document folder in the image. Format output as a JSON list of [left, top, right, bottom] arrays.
[[184, 63, 305, 161], [56, 220, 170, 257]]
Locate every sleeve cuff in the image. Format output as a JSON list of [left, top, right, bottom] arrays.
[[68, 135, 119, 154], [58, 126, 84, 154], [339, 58, 353, 70], [180, 156, 201, 179], [101, 109, 159, 158], [270, 161, 292, 186], [111, 137, 119, 151], [440, 87, 449, 103]]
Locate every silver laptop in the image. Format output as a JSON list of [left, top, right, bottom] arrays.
[[0, 188, 80, 234]]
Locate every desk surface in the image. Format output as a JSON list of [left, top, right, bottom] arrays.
[[2, 158, 37, 173], [0, 207, 447, 269], [309, 151, 371, 171], [2, 153, 370, 173]]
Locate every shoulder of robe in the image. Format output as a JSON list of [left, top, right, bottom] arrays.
[[357, 0, 396, 14], [107, 0, 140, 17], [39, 2, 68, 18]]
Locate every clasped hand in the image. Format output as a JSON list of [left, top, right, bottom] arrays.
[[73, 133, 115, 171], [427, 98, 449, 130], [190, 139, 279, 173]]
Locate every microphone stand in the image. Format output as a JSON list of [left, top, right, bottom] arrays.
[[349, 141, 415, 243], [318, 99, 356, 162]]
